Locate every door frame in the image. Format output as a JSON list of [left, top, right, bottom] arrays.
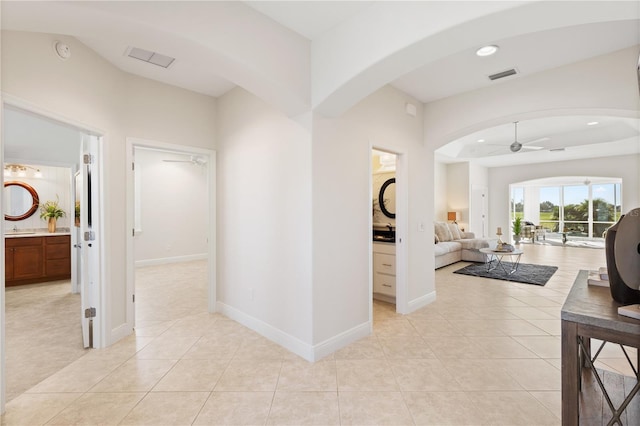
[[125, 138, 216, 333], [0, 94, 106, 413], [369, 143, 409, 317]]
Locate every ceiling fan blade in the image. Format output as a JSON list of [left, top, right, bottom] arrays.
[[162, 159, 193, 163], [523, 136, 550, 145], [522, 145, 544, 150]]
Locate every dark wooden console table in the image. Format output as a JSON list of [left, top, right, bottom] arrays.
[[561, 270, 640, 425]]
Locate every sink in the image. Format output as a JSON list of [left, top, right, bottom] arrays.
[[5, 231, 36, 235]]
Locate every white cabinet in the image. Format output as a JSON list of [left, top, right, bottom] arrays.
[[373, 242, 395, 300]]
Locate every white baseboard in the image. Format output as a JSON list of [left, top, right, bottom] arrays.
[[110, 322, 133, 345], [217, 302, 315, 361], [407, 290, 437, 313], [216, 302, 372, 362], [312, 320, 371, 361], [135, 253, 207, 267]]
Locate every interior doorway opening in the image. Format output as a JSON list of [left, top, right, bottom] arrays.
[[125, 139, 216, 336], [1, 102, 104, 408], [370, 147, 408, 318]]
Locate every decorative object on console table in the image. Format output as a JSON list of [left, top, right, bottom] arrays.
[[588, 270, 609, 287], [39, 197, 66, 233], [604, 207, 640, 304], [618, 304, 640, 320]]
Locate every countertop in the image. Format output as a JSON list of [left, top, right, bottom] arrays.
[[5, 228, 71, 238]]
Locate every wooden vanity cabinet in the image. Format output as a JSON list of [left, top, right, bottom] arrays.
[[44, 236, 72, 278], [5, 235, 71, 286]]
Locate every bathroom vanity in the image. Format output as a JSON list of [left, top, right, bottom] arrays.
[[5, 233, 71, 286], [373, 241, 396, 302]]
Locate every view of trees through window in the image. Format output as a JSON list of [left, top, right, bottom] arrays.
[[510, 181, 621, 239]]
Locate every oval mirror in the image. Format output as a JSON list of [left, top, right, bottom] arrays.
[[379, 178, 396, 219], [4, 181, 40, 221]]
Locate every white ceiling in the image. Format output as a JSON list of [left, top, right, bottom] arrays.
[[1, 1, 639, 168], [391, 20, 640, 104], [3, 107, 82, 167], [436, 115, 640, 167], [245, 1, 373, 40]]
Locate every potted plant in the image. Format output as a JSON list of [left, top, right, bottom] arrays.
[[74, 201, 81, 227], [513, 216, 522, 244], [40, 197, 66, 233]]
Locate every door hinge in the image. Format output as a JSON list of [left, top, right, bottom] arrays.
[[133, 294, 135, 303], [83, 154, 94, 165], [132, 162, 135, 171], [84, 231, 96, 241], [84, 307, 96, 318], [132, 228, 135, 237]]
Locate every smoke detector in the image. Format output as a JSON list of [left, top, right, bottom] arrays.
[[53, 41, 71, 60]]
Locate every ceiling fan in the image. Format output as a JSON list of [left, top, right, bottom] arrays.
[[162, 155, 207, 166], [509, 121, 546, 152], [483, 121, 547, 155]]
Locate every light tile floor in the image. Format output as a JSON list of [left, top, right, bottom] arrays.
[[3, 245, 638, 425], [4, 280, 85, 402]]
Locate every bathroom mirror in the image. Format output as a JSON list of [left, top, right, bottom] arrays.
[[4, 181, 40, 221], [378, 178, 396, 219]]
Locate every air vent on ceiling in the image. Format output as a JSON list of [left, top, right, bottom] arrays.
[[127, 47, 175, 68], [488, 68, 517, 81]]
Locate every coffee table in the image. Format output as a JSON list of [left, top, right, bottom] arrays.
[[479, 247, 524, 275]]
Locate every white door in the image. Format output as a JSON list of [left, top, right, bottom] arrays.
[[71, 171, 81, 294], [471, 185, 488, 238], [80, 134, 101, 348]]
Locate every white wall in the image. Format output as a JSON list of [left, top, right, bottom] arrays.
[[216, 87, 313, 350], [312, 85, 432, 348], [1, 30, 217, 344], [489, 154, 640, 240], [433, 160, 448, 221], [445, 162, 469, 229], [133, 149, 208, 265], [3, 165, 72, 230]]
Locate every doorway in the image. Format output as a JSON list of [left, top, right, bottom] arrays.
[[125, 139, 216, 335], [1, 102, 104, 408], [370, 147, 408, 317]]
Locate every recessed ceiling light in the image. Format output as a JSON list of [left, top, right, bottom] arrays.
[[476, 45, 499, 57], [477, 139, 485, 143], [587, 121, 599, 126]]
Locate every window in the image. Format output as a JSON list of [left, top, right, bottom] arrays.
[[539, 186, 560, 232], [510, 186, 524, 220], [591, 183, 621, 237], [510, 179, 621, 240]]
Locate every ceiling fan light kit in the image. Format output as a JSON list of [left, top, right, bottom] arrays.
[[510, 121, 522, 152]]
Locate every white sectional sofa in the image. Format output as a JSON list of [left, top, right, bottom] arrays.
[[434, 222, 496, 269]]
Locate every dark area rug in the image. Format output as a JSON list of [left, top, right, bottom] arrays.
[[453, 262, 558, 286]]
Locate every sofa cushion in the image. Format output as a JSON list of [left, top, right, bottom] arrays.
[[434, 222, 453, 242], [434, 241, 461, 255], [448, 223, 462, 240], [457, 238, 491, 250]]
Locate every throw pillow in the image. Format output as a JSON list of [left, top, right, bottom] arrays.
[[448, 223, 462, 240], [435, 234, 440, 244], [434, 222, 453, 242]]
